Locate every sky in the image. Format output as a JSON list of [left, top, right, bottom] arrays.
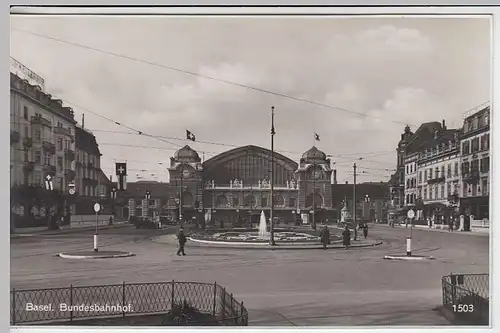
[[10, 15, 491, 184]]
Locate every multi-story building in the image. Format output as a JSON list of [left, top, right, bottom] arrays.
[[459, 105, 490, 219], [10, 72, 77, 189], [73, 125, 108, 214], [389, 121, 445, 218], [417, 126, 461, 220]]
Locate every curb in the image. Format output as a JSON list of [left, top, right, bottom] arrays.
[[58, 251, 135, 259], [154, 236, 382, 250], [17, 223, 132, 236], [383, 255, 436, 261]]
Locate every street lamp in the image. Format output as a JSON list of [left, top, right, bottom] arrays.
[[145, 190, 151, 219]]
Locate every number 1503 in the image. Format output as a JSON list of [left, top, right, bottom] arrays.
[[453, 304, 474, 312]]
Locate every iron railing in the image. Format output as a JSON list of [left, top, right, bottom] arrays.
[[441, 273, 489, 325], [11, 281, 248, 326]]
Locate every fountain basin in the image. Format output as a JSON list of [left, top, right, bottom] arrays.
[[189, 229, 342, 244]]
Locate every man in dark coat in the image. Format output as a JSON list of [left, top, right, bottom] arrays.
[[363, 223, 368, 239], [342, 226, 351, 250], [176, 228, 187, 256], [319, 226, 330, 249]]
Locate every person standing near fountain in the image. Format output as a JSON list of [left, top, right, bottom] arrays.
[[342, 226, 351, 250], [320, 226, 330, 250], [176, 227, 187, 256]]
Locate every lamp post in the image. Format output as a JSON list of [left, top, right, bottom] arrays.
[[110, 187, 117, 224], [353, 163, 358, 240], [364, 194, 370, 222], [145, 190, 151, 219], [269, 106, 276, 246]]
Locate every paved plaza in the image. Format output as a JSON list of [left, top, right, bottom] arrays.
[[10, 225, 489, 326]]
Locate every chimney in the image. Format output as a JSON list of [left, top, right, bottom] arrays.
[[333, 169, 337, 184], [82, 113, 85, 129], [442, 119, 446, 129], [345, 181, 348, 184]]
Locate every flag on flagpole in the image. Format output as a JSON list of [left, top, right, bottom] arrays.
[[314, 133, 320, 141], [186, 130, 196, 141], [115, 163, 127, 191]]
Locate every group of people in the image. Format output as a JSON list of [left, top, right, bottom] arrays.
[[319, 223, 369, 250], [175, 223, 371, 256]]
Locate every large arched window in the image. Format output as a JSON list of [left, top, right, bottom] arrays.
[[244, 194, 256, 207], [274, 195, 285, 207], [306, 192, 324, 208], [182, 191, 194, 207], [216, 194, 228, 207]]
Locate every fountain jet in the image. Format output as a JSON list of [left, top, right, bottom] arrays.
[[259, 210, 269, 239]]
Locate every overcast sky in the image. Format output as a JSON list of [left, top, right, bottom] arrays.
[[10, 15, 491, 184]]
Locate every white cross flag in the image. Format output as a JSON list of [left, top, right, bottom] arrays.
[[186, 129, 196, 141], [45, 175, 53, 191], [115, 163, 127, 191]]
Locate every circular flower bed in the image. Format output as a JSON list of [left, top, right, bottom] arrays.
[[193, 230, 341, 243]]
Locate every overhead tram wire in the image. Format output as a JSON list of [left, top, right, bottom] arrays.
[[12, 28, 416, 128]]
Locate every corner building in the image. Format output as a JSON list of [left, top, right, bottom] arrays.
[[125, 145, 338, 225]]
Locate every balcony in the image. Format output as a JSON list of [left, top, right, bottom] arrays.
[[54, 126, 72, 136], [10, 130, 20, 145], [64, 169, 76, 181], [30, 115, 52, 127], [22, 137, 33, 149], [42, 141, 55, 154], [23, 161, 35, 173], [42, 164, 56, 174], [64, 149, 75, 161], [427, 177, 445, 185]]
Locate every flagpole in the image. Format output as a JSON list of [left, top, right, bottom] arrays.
[[270, 106, 276, 246]]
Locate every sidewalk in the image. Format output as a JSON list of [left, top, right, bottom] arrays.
[[11, 220, 130, 237], [376, 223, 489, 236]]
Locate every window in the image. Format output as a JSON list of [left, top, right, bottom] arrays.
[[423, 187, 428, 200], [454, 162, 459, 176], [289, 197, 296, 208], [462, 141, 470, 155], [471, 160, 479, 173], [35, 129, 41, 142], [34, 172, 41, 185], [447, 164, 452, 178], [418, 171, 422, 183], [57, 122, 62, 128], [471, 138, 480, 153], [24, 151, 29, 162], [43, 152, 51, 165], [480, 157, 490, 173], [429, 186, 433, 200], [35, 151, 41, 163], [23, 106, 28, 120], [424, 170, 427, 181], [440, 166, 445, 178], [482, 178, 488, 195], [57, 157, 63, 169], [261, 197, 268, 207], [57, 138, 63, 151], [435, 167, 439, 179], [232, 197, 239, 207], [462, 162, 470, 174], [440, 184, 445, 199]]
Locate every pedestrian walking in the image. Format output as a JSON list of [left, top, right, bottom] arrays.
[[176, 227, 187, 256], [448, 218, 454, 232], [320, 226, 330, 250], [363, 223, 368, 239], [342, 226, 351, 250], [108, 216, 113, 226]]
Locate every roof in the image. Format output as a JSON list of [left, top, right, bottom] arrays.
[[112, 181, 175, 199], [302, 146, 326, 163], [75, 126, 101, 156], [418, 129, 459, 151], [203, 145, 298, 171], [405, 122, 444, 154], [174, 145, 201, 162], [331, 182, 389, 202]]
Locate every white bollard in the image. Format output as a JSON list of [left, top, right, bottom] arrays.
[[406, 237, 412, 256], [94, 234, 99, 252]]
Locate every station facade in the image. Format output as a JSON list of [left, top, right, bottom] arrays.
[[124, 144, 339, 226]]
